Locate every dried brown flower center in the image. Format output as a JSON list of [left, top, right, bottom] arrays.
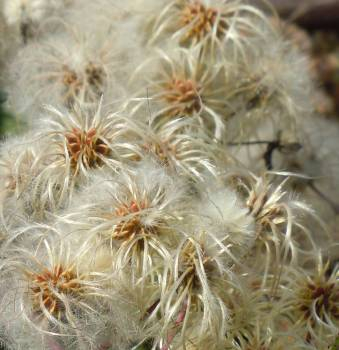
[[85, 62, 105, 89], [62, 63, 105, 105], [164, 78, 201, 116], [29, 264, 81, 317], [115, 201, 143, 217], [180, 2, 225, 43], [299, 281, 339, 322], [62, 67, 82, 91], [65, 127, 109, 168], [113, 201, 152, 240]]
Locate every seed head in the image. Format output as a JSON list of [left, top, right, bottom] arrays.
[[147, 0, 270, 60], [61, 61, 106, 106], [28, 264, 82, 319], [65, 127, 109, 169], [280, 258, 339, 347], [130, 49, 227, 138], [123, 116, 216, 180], [163, 77, 202, 116], [113, 200, 154, 240], [158, 234, 228, 349], [241, 175, 292, 239], [297, 262, 339, 329], [180, 1, 226, 45]]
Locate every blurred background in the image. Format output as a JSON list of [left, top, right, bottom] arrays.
[[266, 0, 339, 120]]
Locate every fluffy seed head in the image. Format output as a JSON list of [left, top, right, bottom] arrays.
[[163, 77, 202, 116], [297, 262, 339, 330], [246, 178, 286, 231], [130, 49, 227, 138], [5, 22, 125, 118], [28, 264, 82, 319], [38, 102, 130, 178], [278, 258, 339, 348], [112, 200, 156, 240], [146, 0, 273, 62], [121, 116, 217, 180], [68, 160, 185, 286], [157, 232, 229, 349], [179, 1, 226, 45], [65, 127, 110, 169], [61, 62, 106, 107]]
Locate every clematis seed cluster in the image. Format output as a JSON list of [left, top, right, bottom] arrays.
[[0, 1, 338, 349]]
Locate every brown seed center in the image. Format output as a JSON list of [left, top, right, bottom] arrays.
[[180, 2, 225, 43], [61, 63, 105, 105], [113, 201, 149, 240], [164, 78, 202, 116], [299, 280, 339, 322], [85, 62, 105, 89], [62, 66, 83, 93], [29, 264, 81, 318], [65, 127, 109, 169]]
